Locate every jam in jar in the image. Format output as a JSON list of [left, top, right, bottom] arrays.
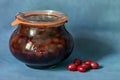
[[9, 10, 74, 69]]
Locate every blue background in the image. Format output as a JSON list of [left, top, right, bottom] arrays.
[[0, 0, 120, 80]]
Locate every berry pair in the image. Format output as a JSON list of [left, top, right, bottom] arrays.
[[67, 58, 99, 72]]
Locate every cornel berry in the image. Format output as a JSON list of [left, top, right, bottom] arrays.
[[90, 62, 99, 69], [82, 63, 91, 70], [67, 63, 77, 71], [84, 60, 92, 65], [77, 65, 86, 72], [67, 58, 100, 72], [73, 58, 82, 66]]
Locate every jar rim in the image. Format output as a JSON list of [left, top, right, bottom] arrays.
[[12, 10, 67, 27]]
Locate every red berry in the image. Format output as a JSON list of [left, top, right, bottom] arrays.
[[82, 63, 91, 70], [53, 38, 59, 43], [49, 43, 56, 49], [39, 45, 48, 51], [35, 52, 42, 58], [90, 62, 99, 69], [77, 65, 86, 72], [67, 63, 77, 71], [84, 60, 92, 65], [59, 39, 65, 45], [39, 39, 44, 44], [45, 38, 52, 44], [73, 58, 82, 66]]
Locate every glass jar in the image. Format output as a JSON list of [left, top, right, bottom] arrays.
[[9, 10, 74, 69]]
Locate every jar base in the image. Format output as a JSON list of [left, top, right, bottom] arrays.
[[26, 64, 57, 69]]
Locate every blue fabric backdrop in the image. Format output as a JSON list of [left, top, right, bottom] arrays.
[[0, 0, 120, 80]]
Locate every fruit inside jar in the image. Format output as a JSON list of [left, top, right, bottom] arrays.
[[10, 10, 74, 68]]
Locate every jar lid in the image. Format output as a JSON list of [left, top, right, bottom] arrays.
[[11, 10, 67, 27]]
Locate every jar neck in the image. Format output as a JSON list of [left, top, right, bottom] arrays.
[[12, 10, 67, 27], [18, 24, 65, 29]]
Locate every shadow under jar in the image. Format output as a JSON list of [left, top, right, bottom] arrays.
[[9, 10, 74, 69]]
